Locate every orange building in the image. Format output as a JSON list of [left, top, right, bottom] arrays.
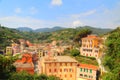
[[76, 63, 98, 80], [80, 35, 102, 58], [38, 56, 78, 80], [14, 53, 34, 74]]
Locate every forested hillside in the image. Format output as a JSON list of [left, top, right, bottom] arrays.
[[102, 27, 120, 80], [0, 26, 23, 50], [0, 25, 112, 50]]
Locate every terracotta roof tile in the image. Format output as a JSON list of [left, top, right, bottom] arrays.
[[77, 63, 98, 70]]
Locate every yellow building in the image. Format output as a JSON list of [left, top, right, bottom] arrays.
[[80, 35, 102, 58], [6, 46, 13, 55], [39, 56, 78, 80]]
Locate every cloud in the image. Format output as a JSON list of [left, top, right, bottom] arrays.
[[30, 7, 38, 15], [0, 16, 44, 29], [71, 9, 96, 19], [51, 0, 62, 6], [15, 8, 22, 14], [72, 20, 83, 28]]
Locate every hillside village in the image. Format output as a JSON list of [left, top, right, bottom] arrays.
[[0, 26, 120, 80], [5, 33, 105, 80]]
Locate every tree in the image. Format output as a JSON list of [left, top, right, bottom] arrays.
[[70, 48, 80, 56], [47, 75, 60, 80], [74, 28, 92, 45], [102, 27, 120, 80], [36, 74, 48, 80], [0, 54, 19, 79], [9, 71, 34, 80]]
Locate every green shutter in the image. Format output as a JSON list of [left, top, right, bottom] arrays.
[[86, 69, 88, 72], [90, 69, 92, 73], [84, 68, 85, 72], [80, 68, 82, 72]]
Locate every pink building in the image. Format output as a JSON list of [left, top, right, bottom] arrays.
[[76, 63, 98, 80]]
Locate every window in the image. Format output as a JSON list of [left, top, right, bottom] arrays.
[[69, 68, 72, 72], [80, 68, 82, 72], [49, 69, 51, 72], [86, 69, 88, 72], [80, 74, 83, 77], [54, 63, 56, 66], [60, 75, 62, 77], [65, 63, 67, 66], [64, 68, 68, 72], [60, 69, 62, 72], [84, 68, 86, 72], [60, 63, 62, 66], [65, 74, 67, 78], [90, 69, 92, 73], [95, 55, 97, 57], [70, 74, 72, 77], [49, 63, 51, 66], [84, 75, 87, 78], [95, 50, 98, 53], [54, 69, 57, 72], [89, 76, 93, 78], [70, 63, 72, 66]]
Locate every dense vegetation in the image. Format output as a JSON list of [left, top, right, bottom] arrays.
[[0, 26, 23, 50], [9, 72, 60, 80], [19, 26, 111, 44], [0, 25, 112, 50], [102, 27, 120, 80], [0, 54, 20, 79], [73, 28, 92, 43], [74, 55, 98, 66], [70, 48, 80, 56]]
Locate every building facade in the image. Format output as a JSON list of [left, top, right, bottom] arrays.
[[80, 35, 102, 58], [39, 56, 78, 80], [76, 63, 98, 80], [6, 46, 13, 55]]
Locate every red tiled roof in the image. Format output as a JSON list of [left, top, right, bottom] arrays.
[[82, 35, 99, 39], [77, 63, 98, 70], [15, 53, 32, 63]]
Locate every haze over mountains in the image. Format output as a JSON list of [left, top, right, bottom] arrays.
[[16, 26, 112, 33], [16, 26, 64, 32]]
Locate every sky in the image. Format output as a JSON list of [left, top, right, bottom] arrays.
[[0, 0, 120, 29]]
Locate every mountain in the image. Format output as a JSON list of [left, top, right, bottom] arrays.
[[0, 25, 113, 50], [76, 26, 112, 35], [16, 26, 112, 43], [17, 27, 33, 32], [16, 26, 65, 32], [35, 26, 65, 32]]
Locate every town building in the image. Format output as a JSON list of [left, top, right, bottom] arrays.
[[38, 56, 78, 80], [11, 43, 20, 55], [76, 63, 98, 80], [6, 46, 13, 55], [13, 53, 34, 74], [80, 35, 102, 58]]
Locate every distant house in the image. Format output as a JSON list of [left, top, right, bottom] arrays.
[[13, 53, 34, 74], [38, 56, 78, 80], [11, 43, 20, 55], [6, 46, 13, 55], [76, 63, 98, 80], [80, 35, 102, 58]]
